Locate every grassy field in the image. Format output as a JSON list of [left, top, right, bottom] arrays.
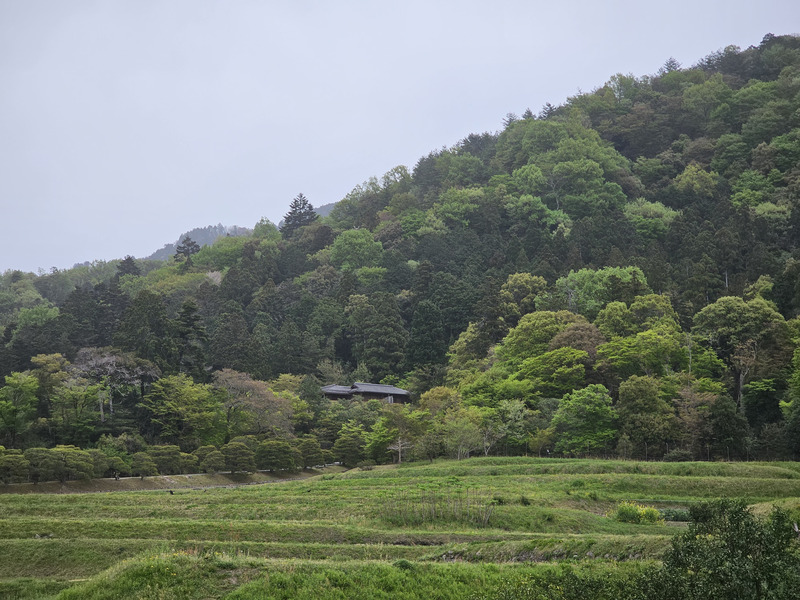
[[2, 457, 799, 599]]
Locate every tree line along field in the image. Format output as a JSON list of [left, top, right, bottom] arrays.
[[2, 456, 800, 599]]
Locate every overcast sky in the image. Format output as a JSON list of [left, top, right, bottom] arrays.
[[1, 1, 797, 274]]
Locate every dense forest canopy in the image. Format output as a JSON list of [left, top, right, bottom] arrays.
[[3, 34, 800, 480]]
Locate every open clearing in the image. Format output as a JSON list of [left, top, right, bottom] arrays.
[[2, 457, 800, 599]]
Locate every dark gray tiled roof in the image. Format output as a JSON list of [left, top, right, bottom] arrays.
[[352, 382, 410, 396], [320, 385, 355, 395], [321, 382, 410, 397]]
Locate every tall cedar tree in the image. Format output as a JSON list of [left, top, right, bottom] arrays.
[[280, 193, 318, 238]]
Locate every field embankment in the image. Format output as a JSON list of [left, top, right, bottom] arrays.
[[2, 457, 799, 599]]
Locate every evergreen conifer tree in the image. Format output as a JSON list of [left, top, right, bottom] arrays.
[[280, 193, 318, 238]]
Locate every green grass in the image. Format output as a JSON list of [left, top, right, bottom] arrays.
[[55, 553, 647, 600], [2, 456, 799, 598]]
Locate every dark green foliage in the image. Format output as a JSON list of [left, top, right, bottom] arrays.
[[281, 193, 318, 238], [116, 256, 141, 278], [114, 290, 177, 372], [200, 449, 225, 473], [296, 436, 323, 469], [175, 300, 208, 381], [0, 450, 29, 483], [221, 441, 256, 473], [130, 452, 158, 478], [333, 423, 366, 467], [640, 499, 800, 600], [146, 445, 182, 475], [256, 440, 296, 472], [174, 236, 200, 263]]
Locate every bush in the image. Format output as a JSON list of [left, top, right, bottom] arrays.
[[662, 448, 693, 462], [639, 499, 800, 599], [357, 460, 376, 471], [201, 450, 226, 474], [611, 501, 663, 524], [221, 442, 256, 473], [659, 508, 691, 522], [256, 440, 296, 472]]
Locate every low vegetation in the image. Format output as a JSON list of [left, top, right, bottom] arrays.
[[1, 456, 799, 598]]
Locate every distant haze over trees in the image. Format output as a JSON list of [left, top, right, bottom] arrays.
[[145, 224, 253, 262]]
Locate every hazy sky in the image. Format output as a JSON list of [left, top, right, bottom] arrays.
[[1, 1, 797, 273]]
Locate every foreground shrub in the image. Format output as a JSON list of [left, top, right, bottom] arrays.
[[639, 499, 800, 600], [479, 499, 800, 600]]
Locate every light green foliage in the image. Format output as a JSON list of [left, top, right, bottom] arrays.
[[594, 301, 636, 339], [419, 386, 461, 417], [731, 169, 781, 207], [86, 449, 110, 478], [551, 384, 618, 455], [511, 164, 546, 196], [49, 376, 102, 447], [0, 450, 29, 483], [8, 304, 59, 345], [538, 267, 651, 321], [503, 193, 572, 231], [23, 447, 60, 483], [611, 501, 664, 524], [597, 323, 686, 379], [0, 371, 38, 448], [516, 347, 589, 398], [329, 229, 383, 271], [252, 217, 280, 240], [682, 73, 733, 123], [673, 163, 718, 198], [623, 198, 680, 239], [432, 187, 483, 227], [446, 322, 493, 387], [49, 445, 94, 483], [364, 418, 396, 464], [497, 311, 588, 369], [693, 295, 790, 403], [190, 235, 249, 270], [729, 80, 778, 124], [140, 375, 224, 451], [498, 273, 547, 325], [769, 128, 800, 171], [441, 407, 483, 460], [549, 159, 627, 218]]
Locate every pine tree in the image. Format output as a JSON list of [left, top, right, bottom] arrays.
[[280, 193, 318, 238], [116, 256, 140, 278], [174, 236, 201, 265]]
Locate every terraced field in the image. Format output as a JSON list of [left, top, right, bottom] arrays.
[[2, 457, 800, 599]]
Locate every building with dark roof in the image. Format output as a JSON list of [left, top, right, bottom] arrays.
[[321, 382, 411, 403]]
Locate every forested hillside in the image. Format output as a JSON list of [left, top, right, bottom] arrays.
[[2, 34, 800, 480]]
